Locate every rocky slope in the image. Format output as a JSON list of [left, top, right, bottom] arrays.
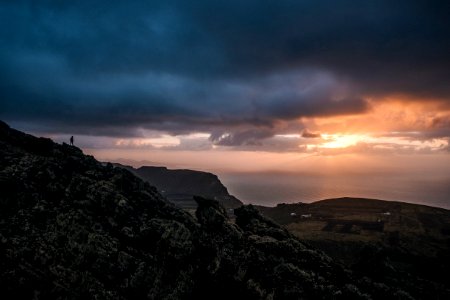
[[116, 164, 242, 209], [0, 120, 416, 299]]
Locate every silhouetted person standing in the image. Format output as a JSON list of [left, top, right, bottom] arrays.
[[70, 136, 74, 146]]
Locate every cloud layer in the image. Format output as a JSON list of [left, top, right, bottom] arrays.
[[1, 0, 449, 147]]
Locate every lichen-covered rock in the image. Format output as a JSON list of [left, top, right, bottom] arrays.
[[0, 120, 409, 299], [235, 204, 290, 240]]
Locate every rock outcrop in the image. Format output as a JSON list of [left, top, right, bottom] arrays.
[[0, 120, 411, 299], [116, 164, 243, 209]]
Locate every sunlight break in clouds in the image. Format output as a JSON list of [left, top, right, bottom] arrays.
[[320, 134, 365, 149], [115, 135, 181, 148], [1, 0, 449, 182]]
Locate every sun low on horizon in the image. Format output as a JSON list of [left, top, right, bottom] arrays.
[[1, 0, 449, 205], [2, 2, 450, 298], [43, 97, 450, 175]]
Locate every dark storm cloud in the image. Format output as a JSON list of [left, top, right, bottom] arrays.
[[0, 0, 449, 142]]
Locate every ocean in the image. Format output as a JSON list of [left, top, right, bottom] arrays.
[[220, 172, 450, 209]]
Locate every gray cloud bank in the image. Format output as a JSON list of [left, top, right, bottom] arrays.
[[0, 0, 449, 145]]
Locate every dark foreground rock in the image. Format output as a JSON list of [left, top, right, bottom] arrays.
[[0, 120, 414, 299]]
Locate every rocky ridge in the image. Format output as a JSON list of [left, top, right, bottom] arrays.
[[116, 164, 243, 209], [0, 121, 413, 299]]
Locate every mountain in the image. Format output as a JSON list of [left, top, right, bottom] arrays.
[[114, 164, 242, 209], [256, 198, 450, 298], [0, 120, 404, 299]]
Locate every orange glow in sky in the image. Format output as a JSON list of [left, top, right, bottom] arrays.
[[58, 98, 450, 174], [320, 134, 366, 149]]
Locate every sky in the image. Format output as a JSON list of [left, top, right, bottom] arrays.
[[1, 1, 450, 178]]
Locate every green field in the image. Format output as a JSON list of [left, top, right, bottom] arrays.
[[256, 197, 450, 296]]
